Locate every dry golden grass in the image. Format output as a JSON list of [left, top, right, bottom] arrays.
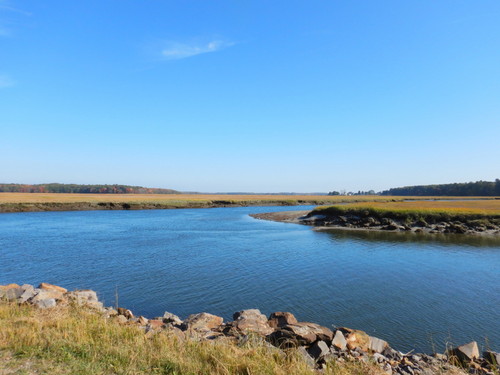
[[2, 193, 497, 205], [317, 200, 500, 216], [0, 302, 386, 375], [0, 193, 396, 204]]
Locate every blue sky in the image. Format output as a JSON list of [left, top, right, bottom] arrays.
[[1, 1, 499, 193]]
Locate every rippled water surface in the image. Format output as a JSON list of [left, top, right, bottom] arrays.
[[1, 206, 499, 353]]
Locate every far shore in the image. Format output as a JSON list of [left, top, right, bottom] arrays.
[[250, 208, 500, 236], [1, 193, 498, 214]]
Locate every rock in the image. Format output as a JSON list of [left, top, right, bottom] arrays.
[[163, 312, 182, 325], [297, 346, 315, 368], [483, 351, 500, 366], [373, 352, 387, 363], [67, 290, 102, 310], [308, 340, 330, 361], [269, 322, 333, 347], [18, 285, 37, 303], [268, 311, 298, 329], [449, 341, 479, 363], [116, 315, 128, 324], [138, 316, 148, 325], [34, 298, 56, 309], [344, 328, 370, 351], [117, 308, 134, 319], [382, 347, 402, 361], [369, 335, 390, 353], [332, 330, 347, 350], [104, 307, 118, 317], [182, 312, 223, 332], [38, 282, 67, 293], [229, 309, 274, 336], [148, 319, 165, 330], [0, 285, 24, 301], [31, 288, 64, 302]]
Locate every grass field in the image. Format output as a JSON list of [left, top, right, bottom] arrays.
[[0, 193, 407, 204], [0, 193, 421, 213], [314, 200, 500, 216], [0, 302, 388, 375], [0, 193, 498, 214]]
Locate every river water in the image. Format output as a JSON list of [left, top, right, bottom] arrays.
[[1, 206, 499, 353]]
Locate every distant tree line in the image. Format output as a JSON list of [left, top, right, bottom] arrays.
[[0, 183, 179, 194], [380, 179, 500, 196]]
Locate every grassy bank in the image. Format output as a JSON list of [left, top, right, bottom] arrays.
[[312, 200, 500, 225], [0, 193, 443, 213], [1, 193, 497, 213], [0, 302, 387, 375]]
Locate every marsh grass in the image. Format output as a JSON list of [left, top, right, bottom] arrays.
[[313, 200, 500, 225], [0, 302, 387, 375]]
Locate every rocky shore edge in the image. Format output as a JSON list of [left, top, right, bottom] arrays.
[[1, 282, 498, 375], [250, 211, 500, 236]]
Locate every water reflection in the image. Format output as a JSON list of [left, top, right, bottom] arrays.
[[318, 228, 500, 248]]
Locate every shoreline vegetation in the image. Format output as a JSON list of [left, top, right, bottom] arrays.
[[1, 283, 498, 375], [0, 193, 498, 214], [250, 200, 500, 236]]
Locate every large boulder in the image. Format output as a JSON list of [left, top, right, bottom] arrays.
[[66, 290, 103, 310], [31, 288, 64, 302], [308, 340, 330, 361], [331, 330, 347, 350], [163, 312, 182, 325], [0, 284, 23, 301], [268, 311, 298, 329], [268, 322, 333, 347], [369, 336, 390, 353], [341, 328, 370, 351], [38, 283, 67, 293], [181, 312, 223, 332], [227, 309, 274, 336], [448, 341, 479, 363], [18, 285, 37, 303]]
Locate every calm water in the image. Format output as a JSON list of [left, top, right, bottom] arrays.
[[1, 206, 499, 353]]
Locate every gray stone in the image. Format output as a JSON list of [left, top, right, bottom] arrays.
[[449, 341, 479, 363], [307, 340, 330, 360], [5, 287, 24, 301], [373, 353, 387, 363], [116, 315, 128, 324], [18, 284, 36, 303], [297, 346, 315, 368], [369, 335, 390, 353], [68, 290, 99, 304], [31, 287, 66, 302], [163, 312, 182, 325], [332, 330, 347, 350], [35, 298, 56, 309]]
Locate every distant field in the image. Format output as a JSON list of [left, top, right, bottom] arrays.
[[0, 193, 417, 205], [0, 193, 498, 213], [315, 199, 500, 216]]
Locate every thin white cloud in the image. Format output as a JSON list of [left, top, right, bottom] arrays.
[[0, 74, 15, 88], [161, 40, 234, 60]]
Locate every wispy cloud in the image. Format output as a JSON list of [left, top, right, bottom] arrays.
[[0, 74, 15, 88], [161, 40, 234, 60]]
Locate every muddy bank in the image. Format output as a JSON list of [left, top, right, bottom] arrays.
[[251, 210, 500, 236], [0, 200, 328, 214]]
